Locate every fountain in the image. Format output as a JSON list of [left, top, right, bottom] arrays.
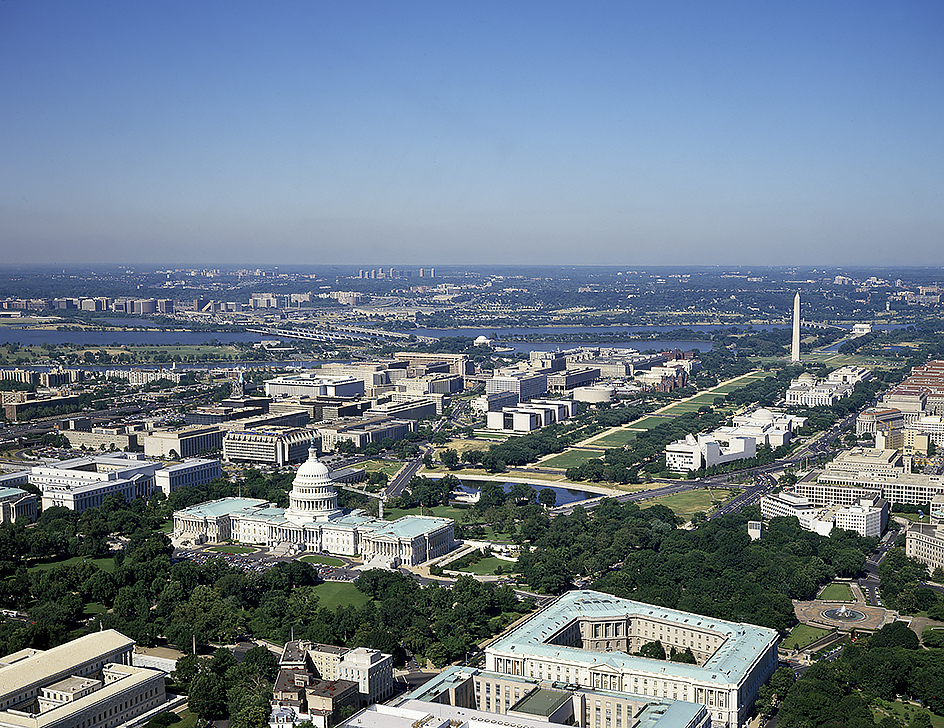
[[821, 604, 866, 622]]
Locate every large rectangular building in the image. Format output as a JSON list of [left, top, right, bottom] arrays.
[[316, 418, 415, 452], [393, 352, 473, 377], [483, 590, 778, 728], [223, 427, 316, 466], [486, 372, 548, 403], [0, 630, 166, 728], [265, 373, 365, 399], [142, 425, 224, 458], [32, 454, 220, 513], [796, 447, 944, 506]]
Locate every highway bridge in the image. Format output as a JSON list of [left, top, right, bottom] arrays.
[[248, 325, 438, 344]]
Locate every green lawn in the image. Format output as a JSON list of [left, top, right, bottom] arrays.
[[626, 416, 674, 430], [312, 581, 372, 610], [29, 556, 115, 573], [591, 430, 637, 447], [360, 459, 405, 478], [205, 545, 257, 554], [639, 488, 741, 520], [818, 583, 855, 602], [709, 372, 772, 393], [659, 397, 726, 414], [784, 623, 834, 651], [540, 449, 605, 469], [299, 554, 345, 566], [454, 556, 514, 575], [873, 699, 944, 728], [159, 520, 174, 533], [170, 708, 201, 728], [83, 602, 106, 616]]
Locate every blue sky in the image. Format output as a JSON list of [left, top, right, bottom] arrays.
[[2, 1, 942, 267]]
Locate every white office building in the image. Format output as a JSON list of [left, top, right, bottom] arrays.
[[265, 373, 365, 399], [760, 492, 887, 537], [486, 372, 548, 403], [32, 454, 220, 513], [0, 630, 167, 728], [483, 590, 778, 728], [223, 427, 315, 466]]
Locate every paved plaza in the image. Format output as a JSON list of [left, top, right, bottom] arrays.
[[794, 589, 896, 632]]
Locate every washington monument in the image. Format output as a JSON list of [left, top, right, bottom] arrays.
[[791, 292, 801, 362]]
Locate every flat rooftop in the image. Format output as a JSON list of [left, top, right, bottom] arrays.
[[510, 687, 570, 717], [488, 591, 778, 686]]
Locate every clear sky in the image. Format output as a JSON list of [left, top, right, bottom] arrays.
[[1, 1, 942, 267]]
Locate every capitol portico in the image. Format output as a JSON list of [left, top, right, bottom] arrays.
[[173, 447, 455, 567]]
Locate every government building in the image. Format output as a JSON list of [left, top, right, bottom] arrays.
[[0, 630, 167, 728], [481, 591, 778, 728], [173, 447, 455, 567]]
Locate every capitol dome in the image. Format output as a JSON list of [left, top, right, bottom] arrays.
[[295, 448, 332, 481], [286, 446, 342, 522]]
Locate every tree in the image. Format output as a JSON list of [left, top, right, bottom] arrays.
[[537, 488, 557, 508], [508, 483, 533, 503], [231, 706, 268, 728], [870, 621, 919, 651], [172, 654, 202, 686], [241, 645, 279, 680], [477, 482, 506, 510], [188, 671, 226, 719], [441, 448, 460, 470], [639, 641, 666, 660]]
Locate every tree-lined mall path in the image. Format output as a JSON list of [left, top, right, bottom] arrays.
[[573, 369, 772, 450]]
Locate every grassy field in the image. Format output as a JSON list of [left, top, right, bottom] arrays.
[[784, 623, 834, 651], [312, 581, 372, 610], [471, 431, 512, 441], [454, 556, 513, 575], [710, 371, 772, 391], [438, 440, 490, 456], [591, 430, 637, 447], [299, 554, 345, 566], [172, 708, 201, 728], [626, 416, 674, 430], [83, 602, 106, 616], [206, 545, 257, 554], [658, 395, 728, 414], [818, 583, 855, 602], [29, 556, 115, 573], [360, 459, 405, 478], [639, 488, 741, 521], [873, 699, 944, 728], [539, 449, 605, 469]]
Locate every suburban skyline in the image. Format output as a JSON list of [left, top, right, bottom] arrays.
[[2, 1, 942, 267]]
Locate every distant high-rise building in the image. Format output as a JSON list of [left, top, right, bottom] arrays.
[[791, 292, 801, 362]]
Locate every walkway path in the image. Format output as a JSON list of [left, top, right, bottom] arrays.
[[559, 369, 768, 451]]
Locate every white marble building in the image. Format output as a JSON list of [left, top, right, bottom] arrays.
[[173, 447, 455, 567]]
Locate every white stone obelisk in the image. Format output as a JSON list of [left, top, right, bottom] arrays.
[[791, 292, 801, 362]]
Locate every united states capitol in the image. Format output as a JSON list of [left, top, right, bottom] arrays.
[[172, 446, 455, 567]]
